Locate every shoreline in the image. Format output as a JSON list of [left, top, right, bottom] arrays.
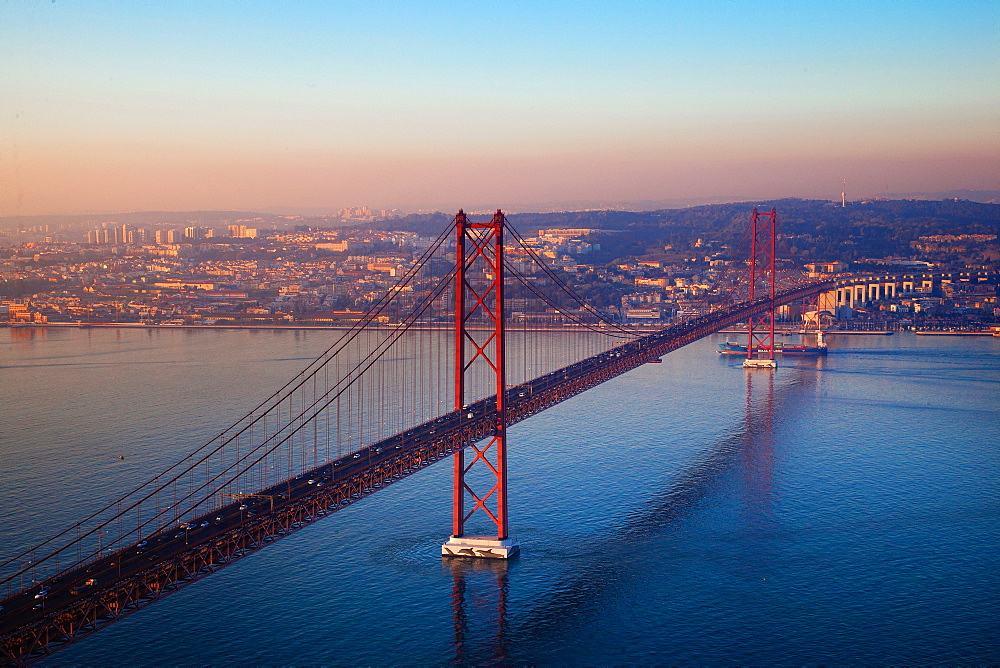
[[1, 321, 666, 333], [914, 330, 998, 336], [7, 322, 997, 336]]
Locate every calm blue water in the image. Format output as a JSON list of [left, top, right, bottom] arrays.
[[1, 327, 998, 664]]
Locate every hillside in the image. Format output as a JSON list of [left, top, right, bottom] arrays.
[[377, 199, 1000, 264]]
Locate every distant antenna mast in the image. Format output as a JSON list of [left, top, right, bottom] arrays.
[[842, 179, 846, 207]]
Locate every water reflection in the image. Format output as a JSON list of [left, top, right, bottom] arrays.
[[740, 370, 776, 533], [6, 325, 50, 343], [512, 365, 816, 649], [444, 557, 511, 666]]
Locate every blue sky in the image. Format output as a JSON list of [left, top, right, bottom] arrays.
[[2, 1, 997, 214]]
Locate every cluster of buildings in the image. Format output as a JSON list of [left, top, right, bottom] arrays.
[[1, 220, 996, 330], [83, 222, 259, 246], [0, 226, 416, 326], [0, 221, 727, 327]]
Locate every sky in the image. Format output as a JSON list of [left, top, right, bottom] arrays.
[[1, 0, 997, 216]]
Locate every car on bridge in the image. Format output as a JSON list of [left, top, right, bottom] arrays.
[[69, 578, 97, 596]]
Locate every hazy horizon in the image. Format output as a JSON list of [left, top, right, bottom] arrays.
[[2, 1, 997, 217]]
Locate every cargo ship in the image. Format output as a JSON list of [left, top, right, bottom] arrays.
[[719, 331, 828, 356]]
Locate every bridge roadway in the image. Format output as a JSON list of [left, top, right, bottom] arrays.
[[0, 280, 831, 665]]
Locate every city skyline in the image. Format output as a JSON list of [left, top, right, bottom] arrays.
[[2, 1, 997, 216]]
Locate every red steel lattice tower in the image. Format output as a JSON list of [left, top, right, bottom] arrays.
[[744, 207, 778, 369], [443, 210, 519, 558]]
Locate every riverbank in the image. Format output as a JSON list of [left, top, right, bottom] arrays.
[[0, 321, 665, 333]]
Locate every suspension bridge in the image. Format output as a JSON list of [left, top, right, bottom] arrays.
[[0, 208, 993, 665]]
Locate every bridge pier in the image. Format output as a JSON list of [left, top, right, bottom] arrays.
[[818, 289, 838, 314], [442, 536, 520, 559]]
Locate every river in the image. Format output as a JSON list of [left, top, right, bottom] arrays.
[[1, 326, 997, 664]]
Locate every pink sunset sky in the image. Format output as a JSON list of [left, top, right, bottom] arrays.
[[2, 1, 997, 215]]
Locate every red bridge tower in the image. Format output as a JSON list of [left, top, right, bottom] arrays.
[[744, 207, 778, 369], [442, 210, 519, 559]]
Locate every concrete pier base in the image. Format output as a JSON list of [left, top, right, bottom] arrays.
[[743, 358, 777, 369], [442, 536, 520, 559]]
